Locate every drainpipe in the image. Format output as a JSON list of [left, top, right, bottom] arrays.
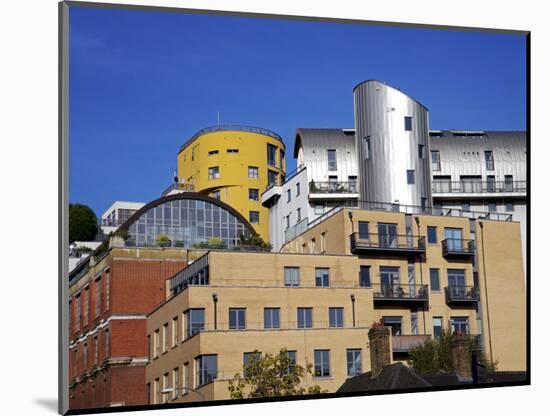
[[350, 294, 356, 327], [414, 217, 427, 335], [212, 293, 218, 330]]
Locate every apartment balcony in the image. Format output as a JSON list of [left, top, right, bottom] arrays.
[[308, 181, 359, 200], [372, 284, 428, 305], [432, 180, 527, 199], [392, 335, 431, 353], [441, 238, 475, 259], [161, 182, 195, 196], [444, 285, 479, 306], [350, 233, 426, 256]]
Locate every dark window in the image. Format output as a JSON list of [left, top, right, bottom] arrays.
[[462, 203, 470, 212], [487, 175, 496, 192], [450, 317, 469, 334], [359, 266, 371, 287], [229, 308, 246, 330], [208, 166, 220, 180], [227, 149, 239, 154], [267, 144, 277, 167], [186, 309, 204, 338], [248, 166, 259, 179], [404, 116, 413, 131], [430, 268, 440, 291], [196, 355, 217, 386], [418, 144, 425, 159], [314, 350, 330, 377], [327, 149, 337, 171], [504, 175, 514, 192], [407, 170, 415, 185], [484, 151, 494, 170], [296, 208, 301, 222], [431, 150, 441, 171], [284, 267, 300, 287], [347, 349, 362, 377], [358, 221, 369, 239], [208, 150, 219, 156], [297, 307, 313, 328], [506, 202, 514, 212], [249, 189, 259, 201], [249, 211, 260, 224], [268, 170, 277, 186], [329, 307, 344, 328], [488, 203, 497, 212], [285, 214, 290, 229], [433, 317, 442, 338], [279, 149, 285, 169], [427, 226, 437, 244], [382, 316, 402, 335], [296, 182, 301, 196], [287, 189, 291, 202], [315, 268, 330, 287], [363, 136, 371, 160], [264, 308, 280, 329]]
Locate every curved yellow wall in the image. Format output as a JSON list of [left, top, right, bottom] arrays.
[[177, 129, 286, 242]]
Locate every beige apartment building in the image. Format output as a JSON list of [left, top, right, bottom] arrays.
[[145, 207, 526, 404]]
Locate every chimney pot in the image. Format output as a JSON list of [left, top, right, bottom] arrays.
[[368, 326, 391, 378]]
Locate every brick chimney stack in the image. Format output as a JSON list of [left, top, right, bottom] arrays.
[[451, 334, 472, 381], [368, 326, 391, 378]]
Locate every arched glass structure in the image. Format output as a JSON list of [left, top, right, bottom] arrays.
[[121, 193, 255, 249]]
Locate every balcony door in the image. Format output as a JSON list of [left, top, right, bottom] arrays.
[[460, 175, 482, 193], [447, 269, 466, 298], [378, 223, 398, 247], [444, 228, 463, 251], [450, 317, 470, 335], [380, 266, 400, 297]]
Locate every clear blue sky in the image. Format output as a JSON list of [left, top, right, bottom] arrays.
[[69, 5, 527, 217]]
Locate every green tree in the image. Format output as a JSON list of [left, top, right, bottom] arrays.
[[69, 203, 98, 243], [228, 348, 327, 399], [408, 330, 497, 374]]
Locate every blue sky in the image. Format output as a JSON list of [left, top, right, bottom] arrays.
[[69, 5, 527, 216]]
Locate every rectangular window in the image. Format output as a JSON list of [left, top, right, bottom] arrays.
[[153, 378, 159, 405], [314, 350, 330, 377], [83, 287, 89, 327], [359, 266, 371, 287], [75, 294, 81, 331], [280, 149, 285, 169], [249, 188, 259, 201], [162, 323, 168, 354], [229, 308, 246, 330], [94, 277, 102, 318], [248, 166, 259, 179], [296, 208, 301, 222], [327, 149, 337, 171], [172, 317, 178, 348], [104, 270, 110, 312], [264, 308, 280, 329], [347, 349, 362, 377], [430, 268, 440, 291], [104, 329, 110, 358], [93, 336, 98, 365], [287, 189, 291, 202], [208, 166, 220, 180], [285, 214, 290, 229], [267, 144, 277, 166], [296, 182, 301, 196], [460, 175, 482, 193], [411, 311, 418, 335], [196, 355, 217, 386], [485, 150, 495, 170], [404, 116, 413, 131], [418, 144, 425, 159], [268, 170, 277, 186], [208, 150, 219, 156], [427, 226, 437, 244], [314, 204, 324, 215], [363, 136, 371, 160], [358, 221, 369, 239], [382, 316, 402, 336], [329, 307, 344, 328], [185, 309, 205, 338], [431, 150, 441, 171], [297, 307, 313, 328], [487, 175, 496, 192], [462, 202, 470, 212], [488, 202, 497, 212], [433, 317, 443, 338], [249, 211, 260, 224], [407, 169, 415, 185], [227, 148, 239, 154], [172, 368, 179, 399], [506, 202, 514, 212], [315, 268, 330, 287], [311, 238, 316, 254], [321, 232, 326, 253], [284, 267, 300, 287], [450, 317, 470, 334], [504, 175, 514, 192]]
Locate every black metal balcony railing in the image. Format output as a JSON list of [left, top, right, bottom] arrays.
[[432, 180, 527, 194], [350, 233, 426, 255], [309, 181, 359, 194], [98, 218, 129, 227], [372, 284, 429, 303], [441, 238, 475, 257], [444, 285, 479, 304], [392, 335, 431, 352], [161, 182, 195, 196]]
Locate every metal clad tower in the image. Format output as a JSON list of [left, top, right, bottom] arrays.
[[354, 80, 432, 208]]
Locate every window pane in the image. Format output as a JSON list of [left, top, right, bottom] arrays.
[[229, 308, 246, 330], [407, 170, 415, 185], [284, 267, 299, 287], [314, 350, 330, 377], [430, 268, 440, 291], [427, 226, 437, 244], [329, 307, 344, 328], [347, 349, 361, 376], [297, 308, 312, 328], [327, 149, 337, 171], [315, 268, 330, 287], [404, 116, 413, 131], [359, 266, 371, 287], [264, 308, 280, 329], [433, 317, 442, 338]]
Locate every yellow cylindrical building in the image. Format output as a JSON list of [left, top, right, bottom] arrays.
[[177, 125, 286, 242]]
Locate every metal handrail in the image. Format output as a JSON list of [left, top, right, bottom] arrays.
[[309, 181, 359, 194], [350, 232, 426, 251], [372, 283, 429, 301], [161, 182, 195, 196], [432, 180, 527, 193], [441, 238, 475, 254], [444, 285, 479, 302], [392, 335, 431, 351]]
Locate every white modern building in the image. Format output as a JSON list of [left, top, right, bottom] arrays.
[[99, 201, 145, 235]]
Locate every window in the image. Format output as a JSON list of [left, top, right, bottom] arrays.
[[284, 267, 300, 287], [485, 150, 494, 170], [506, 202, 514, 212], [183, 362, 190, 392], [287, 189, 291, 202], [314, 204, 324, 215], [461, 175, 482, 192], [430, 268, 440, 291], [314, 350, 330, 377], [104, 270, 110, 312], [172, 368, 179, 400], [264, 308, 280, 329], [94, 277, 102, 318], [363, 136, 371, 160], [267, 144, 277, 166], [382, 316, 402, 336], [329, 307, 344, 328], [249, 188, 259, 201], [296, 182, 301, 196], [83, 287, 89, 326], [504, 175, 514, 192], [488, 202, 497, 212], [404, 116, 413, 131], [321, 232, 326, 253], [104, 329, 110, 358], [208, 166, 220, 180], [268, 170, 277, 186], [431, 150, 441, 171], [486, 175, 496, 192], [284, 350, 297, 374], [83, 343, 88, 370], [359, 266, 371, 287], [162, 373, 169, 403], [411, 311, 418, 335], [347, 349, 362, 377], [315, 268, 330, 287], [297, 307, 313, 328], [229, 308, 246, 330], [327, 149, 337, 171], [75, 294, 81, 331], [311, 238, 316, 254], [285, 214, 290, 229], [172, 317, 178, 348], [248, 166, 259, 179], [249, 211, 260, 224], [227, 148, 239, 154], [407, 170, 415, 185], [450, 317, 470, 334], [280, 149, 285, 169], [296, 208, 301, 222], [243, 352, 261, 376], [358, 221, 369, 239], [418, 144, 425, 159], [208, 150, 219, 156], [196, 355, 217, 386], [433, 317, 443, 338], [162, 323, 168, 353], [433, 175, 451, 193], [93, 336, 98, 365], [153, 378, 159, 404], [462, 202, 470, 212], [185, 309, 205, 338], [427, 226, 437, 244]]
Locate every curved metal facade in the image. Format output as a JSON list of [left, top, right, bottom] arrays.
[[354, 80, 432, 207]]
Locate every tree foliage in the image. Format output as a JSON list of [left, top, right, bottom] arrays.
[[228, 349, 327, 399], [69, 203, 98, 243], [238, 234, 271, 250], [408, 330, 497, 374]]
